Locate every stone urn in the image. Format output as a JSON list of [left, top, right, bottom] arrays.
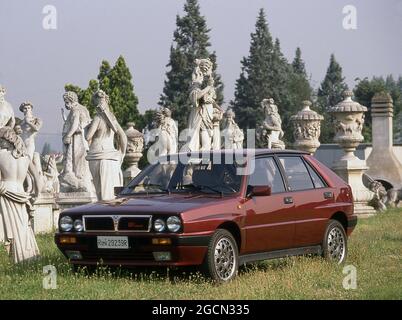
[[328, 90, 375, 215], [123, 122, 144, 184], [328, 90, 367, 161], [290, 100, 323, 154]]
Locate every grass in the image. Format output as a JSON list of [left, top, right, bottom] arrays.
[[0, 209, 401, 300]]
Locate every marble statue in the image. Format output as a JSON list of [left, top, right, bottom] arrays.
[[153, 107, 178, 155], [86, 90, 127, 201], [221, 109, 244, 149], [124, 122, 144, 183], [0, 85, 15, 129], [0, 126, 40, 263], [259, 98, 285, 149], [185, 58, 223, 152], [19, 102, 43, 159], [368, 180, 388, 212], [42, 154, 60, 194], [60, 91, 93, 193]]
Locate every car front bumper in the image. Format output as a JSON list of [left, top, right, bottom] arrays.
[[55, 232, 212, 267]]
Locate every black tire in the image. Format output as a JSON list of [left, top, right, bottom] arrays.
[[322, 219, 348, 264], [201, 229, 239, 282]]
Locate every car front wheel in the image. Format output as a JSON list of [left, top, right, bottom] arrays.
[[202, 229, 239, 282], [322, 219, 347, 264]]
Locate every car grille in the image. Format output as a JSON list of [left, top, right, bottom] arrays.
[[81, 251, 154, 261], [83, 215, 152, 232]]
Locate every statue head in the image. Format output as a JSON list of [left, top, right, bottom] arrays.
[[93, 89, 110, 108], [63, 91, 79, 110], [261, 98, 278, 115], [192, 58, 213, 86], [0, 126, 27, 159], [14, 125, 22, 135], [225, 109, 235, 120], [19, 101, 34, 116], [162, 107, 172, 118]]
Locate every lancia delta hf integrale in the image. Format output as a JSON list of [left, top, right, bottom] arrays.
[[55, 150, 357, 282]]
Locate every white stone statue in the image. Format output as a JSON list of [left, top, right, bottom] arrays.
[[86, 90, 127, 201], [42, 154, 60, 194], [221, 109, 244, 149], [60, 91, 94, 193], [152, 107, 178, 156], [0, 85, 15, 129], [0, 126, 40, 263], [184, 58, 222, 152], [19, 102, 43, 160], [259, 98, 285, 149]]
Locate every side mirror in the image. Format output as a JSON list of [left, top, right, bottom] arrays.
[[249, 185, 272, 197], [114, 186, 124, 196]]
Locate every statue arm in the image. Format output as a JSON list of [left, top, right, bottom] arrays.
[[85, 116, 100, 142], [115, 123, 128, 159], [28, 118, 43, 132], [65, 113, 80, 138]]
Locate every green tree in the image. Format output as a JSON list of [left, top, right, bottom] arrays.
[[41, 142, 52, 156], [64, 56, 140, 127], [317, 54, 348, 143], [231, 8, 275, 131], [159, 0, 223, 131]]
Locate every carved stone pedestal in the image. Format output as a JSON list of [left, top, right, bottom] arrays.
[[33, 193, 60, 234], [333, 158, 376, 216], [56, 192, 96, 212]]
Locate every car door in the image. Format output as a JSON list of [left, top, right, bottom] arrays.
[[243, 156, 296, 253], [277, 156, 334, 247]]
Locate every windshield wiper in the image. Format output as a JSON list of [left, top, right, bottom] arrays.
[[179, 183, 224, 197]]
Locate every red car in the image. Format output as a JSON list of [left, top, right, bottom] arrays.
[[55, 149, 356, 282]]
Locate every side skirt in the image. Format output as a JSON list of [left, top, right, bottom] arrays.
[[239, 245, 322, 265]]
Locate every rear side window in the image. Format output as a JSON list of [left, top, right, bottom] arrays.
[[248, 157, 285, 194], [278, 156, 314, 191], [305, 161, 326, 189]]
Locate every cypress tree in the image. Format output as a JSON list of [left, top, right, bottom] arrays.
[[317, 54, 348, 143], [159, 0, 223, 131]]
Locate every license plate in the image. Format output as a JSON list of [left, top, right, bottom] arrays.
[[97, 236, 129, 249]]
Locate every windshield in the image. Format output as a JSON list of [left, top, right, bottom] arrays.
[[122, 155, 244, 196]]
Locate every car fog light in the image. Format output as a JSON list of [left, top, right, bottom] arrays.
[[60, 216, 73, 232], [153, 252, 172, 261], [167, 216, 181, 232], [152, 238, 172, 245], [154, 219, 166, 232], [59, 236, 77, 244], [65, 250, 82, 260], [73, 219, 84, 232]]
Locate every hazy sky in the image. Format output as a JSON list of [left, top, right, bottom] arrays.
[[1, 0, 401, 151]]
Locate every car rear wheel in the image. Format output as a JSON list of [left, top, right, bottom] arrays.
[[322, 220, 347, 264], [202, 229, 239, 282]]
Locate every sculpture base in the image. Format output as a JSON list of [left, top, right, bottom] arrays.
[[33, 193, 60, 234], [56, 192, 97, 211], [332, 157, 376, 216]]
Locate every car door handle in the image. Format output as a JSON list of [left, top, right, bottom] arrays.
[[323, 191, 334, 199], [283, 197, 293, 204]]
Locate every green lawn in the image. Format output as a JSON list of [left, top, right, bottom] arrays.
[[1, 209, 401, 300]]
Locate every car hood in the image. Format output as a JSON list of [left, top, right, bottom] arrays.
[[63, 193, 236, 215]]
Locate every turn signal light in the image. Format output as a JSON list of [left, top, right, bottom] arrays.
[[152, 238, 172, 245], [59, 236, 77, 244]]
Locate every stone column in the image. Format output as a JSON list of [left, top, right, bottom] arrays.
[[329, 91, 375, 215], [366, 92, 402, 189], [290, 100, 323, 154]]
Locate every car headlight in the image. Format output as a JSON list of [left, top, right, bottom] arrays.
[[60, 216, 73, 232], [154, 219, 166, 232], [167, 216, 181, 233], [73, 219, 84, 232]]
